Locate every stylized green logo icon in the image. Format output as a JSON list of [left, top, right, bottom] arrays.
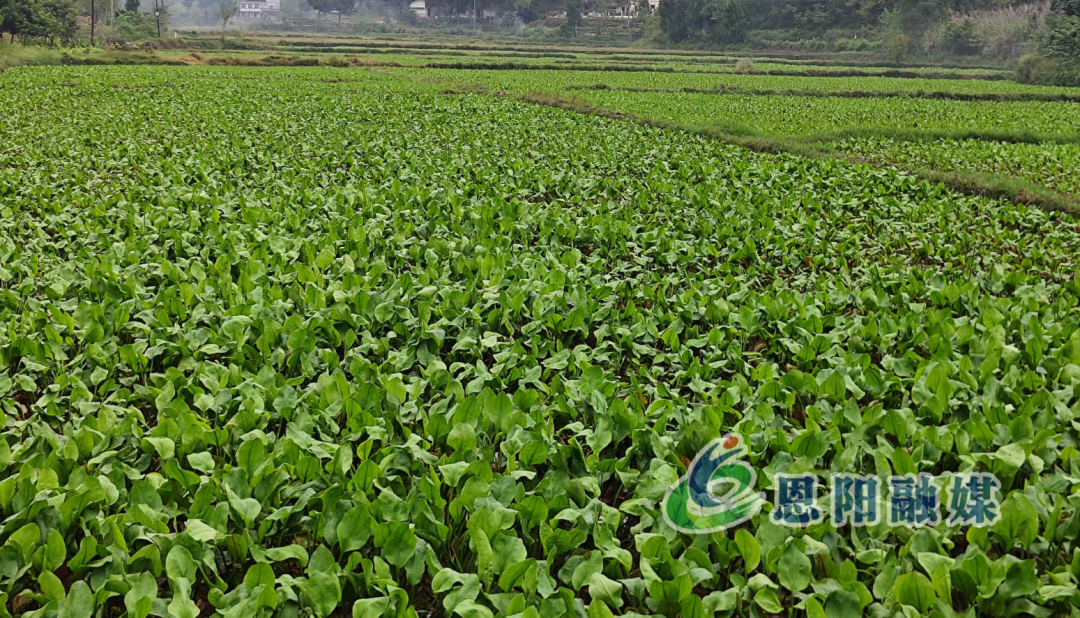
[[662, 434, 764, 534]]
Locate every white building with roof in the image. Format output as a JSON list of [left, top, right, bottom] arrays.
[[239, 0, 280, 20], [409, 0, 429, 17]]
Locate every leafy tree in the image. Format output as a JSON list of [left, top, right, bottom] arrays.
[[0, 0, 14, 42], [658, 0, 689, 41], [512, 0, 540, 23], [561, 0, 581, 36], [306, 0, 331, 19], [846, 0, 950, 31], [646, 0, 1047, 45], [218, 0, 235, 30], [793, 2, 832, 34], [0, 0, 78, 44], [424, 0, 467, 20], [888, 32, 909, 64], [41, 0, 78, 42], [111, 8, 156, 39], [124, 0, 140, 11], [1041, 0, 1080, 84], [707, 0, 749, 44], [1053, 0, 1080, 16], [938, 19, 981, 55], [331, 0, 355, 23], [1, 0, 40, 43]]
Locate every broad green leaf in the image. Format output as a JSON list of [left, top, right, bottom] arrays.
[[353, 597, 391, 618], [266, 545, 309, 566], [167, 546, 197, 584], [383, 523, 417, 568], [753, 588, 783, 614], [823, 590, 862, 618], [58, 581, 94, 618], [124, 572, 158, 618], [304, 571, 342, 618], [167, 578, 200, 618], [588, 573, 623, 609], [999, 559, 1039, 600], [735, 529, 761, 573], [571, 552, 603, 590], [778, 543, 812, 592], [44, 528, 66, 571], [184, 519, 224, 543], [893, 572, 936, 612], [337, 505, 372, 553]]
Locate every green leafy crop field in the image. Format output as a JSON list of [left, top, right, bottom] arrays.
[[207, 38, 1016, 78], [828, 138, 1080, 198], [1, 65, 1080, 618], [517, 89, 1080, 135], [397, 67, 1080, 97], [393, 65, 1080, 206]]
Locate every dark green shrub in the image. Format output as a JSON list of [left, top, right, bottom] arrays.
[[1015, 53, 1060, 84], [1038, 8, 1080, 86], [941, 19, 982, 55], [888, 33, 909, 65], [109, 11, 156, 43], [1053, 58, 1080, 85], [1052, 0, 1080, 17]]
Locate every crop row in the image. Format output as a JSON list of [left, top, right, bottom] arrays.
[[395, 66, 1079, 97], [539, 88, 1078, 136], [827, 138, 1080, 198]]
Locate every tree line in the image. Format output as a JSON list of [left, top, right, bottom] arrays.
[[656, 0, 1045, 45], [3, 0, 1076, 72], [1, 0, 80, 44], [0, 0, 161, 45], [1032, 0, 1080, 84]]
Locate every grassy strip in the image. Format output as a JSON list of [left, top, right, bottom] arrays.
[[42, 49, 368, 67], [720, 50, 1008, 71], [272, 38, 655, 56], [566, 83, 1080, 103], [11, 48, 399, 68], [266, 35, 1009, 70], [59, 51, 191, 66], [141, 37, 268, 51], [0, 43, 64, 69], [3, 41, 1010, 82], [270, 46, 579, 59], [421, 61, 1007, 80], [794, 125, 1080, 146], [616, 54, 1008, 72], [519, 91, 1080, 215]]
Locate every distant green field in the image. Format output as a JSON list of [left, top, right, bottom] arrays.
[[381, 65, 1080, 202], [564, 90, 1078, 134], [162, 35, 1018, 78], [394, 66, 1076, 96]]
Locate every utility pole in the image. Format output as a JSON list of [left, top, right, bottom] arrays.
[[472, 0, 476, 29], [91, 0, 95, 45], [155, 0, 161, 36]]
